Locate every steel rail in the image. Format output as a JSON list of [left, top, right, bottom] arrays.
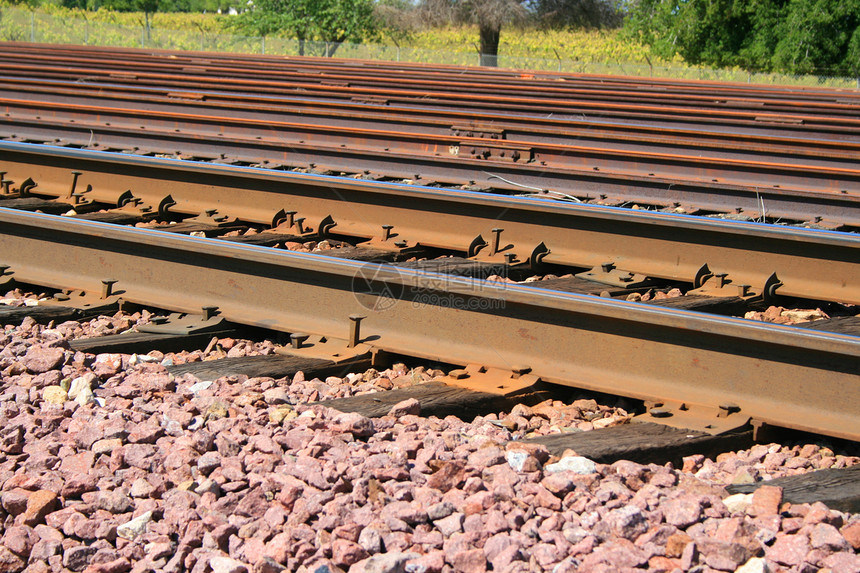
[[7, 42, 858, 104], [3, 43, 859, 111], [3, 76, 860, 148], [1, 208, 857, 440], [2, 58, 858, 138], [3, 97, 859, 197], [5, 66, 857, 141], [5, 56, 858, 123], [5, 111, 860, 227], [5, 78, 860, 162], [2, 142, 857, 305], [5, 53, 858, 117]]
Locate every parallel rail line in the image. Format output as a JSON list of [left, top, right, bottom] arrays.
[[2, 141, 857, 305], [4, 77, 860, 154], [1, 207, 858, 441], [3, 44, 860, 139], [2, 63, 860, 226], [4, 43, 860, 113], [1, 44, 858, 443], [4, 95, 859, 195]]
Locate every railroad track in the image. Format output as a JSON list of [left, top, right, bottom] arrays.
[[4, 43, 860, 117], [1, 206, 859, 442], [2, 44, 860, 573], [3, 82, 859, 196], [2, 141, 857, 304], [1, 142, 858, 442], [2, 55, 860, 227], [0, 44, 858, 441]]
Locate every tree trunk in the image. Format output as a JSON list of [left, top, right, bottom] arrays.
[[298, 37, 305, 56], [325, 35, 346, 57], [479, 23, 500, 67]]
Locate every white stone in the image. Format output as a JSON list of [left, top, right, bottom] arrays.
[[736, 557, 771, 573], [360, 552, 420, 573], [545, 455, 597, 474], [506, 450, 530, 472], [74, 385, 95, 406], [116, 510, 152, 540], [723, 493, 754, 514], [209, 556, 248, 573], [68, 373, 96, 401], [358, 526, 383, 554], [188, 381, 213, 394], [129, 353, 159, 366]]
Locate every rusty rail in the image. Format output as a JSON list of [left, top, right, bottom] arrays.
[[1, 208, 857, 440], [3, 43, 859, 113], [2, 141, 857, 305], [3, 101, 860, 226], [2, 43, 859, 140], [4, 77, 860, 153], [2, 91, 859, 196]]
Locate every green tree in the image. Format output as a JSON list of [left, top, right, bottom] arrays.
[[231, 0, 378, 55], [773, 0, 860, 75], [624, 0, 782, 71], [531, 0, 623, 30], [625, 0, 860, 75]]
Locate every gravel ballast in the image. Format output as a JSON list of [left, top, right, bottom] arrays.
[[0, 295, 858, 573]]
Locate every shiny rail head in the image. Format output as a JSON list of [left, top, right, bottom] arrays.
[[1, 206, 858, 440], [2, 140, 859, 246], [1, 206, 858, 359]]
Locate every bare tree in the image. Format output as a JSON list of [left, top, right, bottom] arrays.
[[421, 0, 526, 66], [470, 0, 527, 66], [420, 0, 621, 67]]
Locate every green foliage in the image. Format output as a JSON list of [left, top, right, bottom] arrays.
[[101, 0, 160, 13], [230, 0, 378, 45], [374, 0, 418, 45], [5, 0, 41, 9], [773, 0, 860, 75], [625, 0, 860, 75], [530, 0, 624, 30]]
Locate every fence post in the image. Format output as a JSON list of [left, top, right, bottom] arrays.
[[30, 11, 35, 42]]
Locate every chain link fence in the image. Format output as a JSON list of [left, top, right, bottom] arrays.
[[1, 6, 857, 89]]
